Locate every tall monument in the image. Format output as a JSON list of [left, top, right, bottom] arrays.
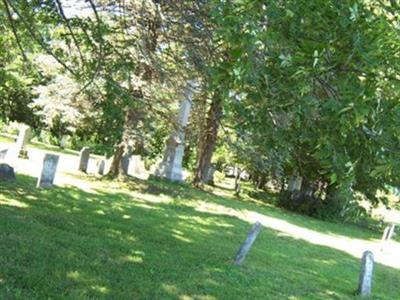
[[155, 81, 195, 182]]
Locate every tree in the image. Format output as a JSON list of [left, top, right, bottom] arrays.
[[209, 0, 400, 219]]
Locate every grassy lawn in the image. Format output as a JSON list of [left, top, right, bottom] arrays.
[[0, 134, 14, 144], [0, 174, 399, 300]]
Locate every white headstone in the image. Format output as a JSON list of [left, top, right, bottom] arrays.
[[9, 125, 31, 159], [97, 159, 105, 175], [155, 81, 195, 182], [358, 250, 374, 297], [37, 154, 59, 188], [128, 155, 146, 176], [78, 147, 90, 172]]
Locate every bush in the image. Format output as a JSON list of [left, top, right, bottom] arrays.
[[278, 189, 368, 222], [278, 190, 322, 217]]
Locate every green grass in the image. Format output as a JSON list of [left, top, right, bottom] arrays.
[[0, 134, 14, 144], [0, 175, 399, 300], [0, 133, 98, 157]]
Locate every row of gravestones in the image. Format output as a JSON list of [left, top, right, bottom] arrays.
[[77, 147, 146, 177], [1, 80, 217, 184], [1, 148, 148, 187]]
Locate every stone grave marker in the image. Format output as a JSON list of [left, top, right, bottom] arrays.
[[121, 154, 130, 175], [0, 148, 8, 160], [78, 147, 90, 172], [0, 163, 16, 181], [233, 221, 262, 266], [128, 155, 146, 176], [15, 125, 31, 158], [37, 154, 59, 188], [205, 164, 216, 185], [155, 81, 195, 182], [97, 159, 105, 175], [357, 250, 374, 297]]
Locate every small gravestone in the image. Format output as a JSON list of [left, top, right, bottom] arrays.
[[97, 159, 105, 175], [381, 224, 396, 252], [288, 175, 302, 192], [358, 250, 374, 297], [387, 224, 396, 240], [0, 163, 16, 181], [234, 221, 262, 265], [128, 155, 146, 176], [121, 154, 131, 174], [78, 147, 90, 172], [60, 136, 68, 149], [205, 164, 216, 184], [15, 125, 31, 158], [381, 226, 390, 242], [37, 154, 59, 188], [0, 148, 8, 160]]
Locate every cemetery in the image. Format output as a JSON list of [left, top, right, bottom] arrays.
[[1, 1, 400, 299], [0, 122, 399, 299]]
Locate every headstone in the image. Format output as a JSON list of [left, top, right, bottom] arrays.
[[0, 148, 8, 160], [233, 221, 262, 266], [0, 163, 16, 181], [15, 125, 31, 159], [37, 154, 59, 188], [357, 250, 374, 297], [240, 170, 250, 181], [78, 147, 90, 172], [205, 164, 216, 184], [381, 225, 391, 242], [387, 224, 396, 240], [288, 175, 303, 192], [381, 224, 396, 243], [97, 159, 105, 175], [155, 81, 195, 182], [60, 136, 68, 149], [128, 155, 146, 176], [121, 154, 130, 174]]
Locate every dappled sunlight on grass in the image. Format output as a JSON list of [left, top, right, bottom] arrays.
[[122, 254, 144, 264], [0, 196, 30, 208], [0, 173, 399, 299], [192, 199, 400, 269]]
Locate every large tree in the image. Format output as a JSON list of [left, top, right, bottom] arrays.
[[210, 0, 400, 219]]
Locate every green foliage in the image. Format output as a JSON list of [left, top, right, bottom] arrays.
[[2, 0, 400, 220], [210, 0, 400, 217]]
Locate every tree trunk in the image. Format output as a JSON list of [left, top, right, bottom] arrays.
[[234, 166, 242, 196], [107, 107, 140, 178], [193, 93, 223, 186]]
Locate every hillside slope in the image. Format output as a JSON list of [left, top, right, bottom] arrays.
[[0, 172, 399, 299]]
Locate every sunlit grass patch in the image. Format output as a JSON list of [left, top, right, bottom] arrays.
[[0, 174, 399, 299]]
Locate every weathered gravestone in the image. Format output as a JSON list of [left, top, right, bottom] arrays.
[[128, 155, 146, 176], [155, 81, 195, 182], [37, 154, 59, 188], [233, 221, 262, 266], [60, 136, 68, 149], [15, 125, 31, 158], [121, 154, 130, 175], [386, 224, 396, 241], [205, 164, 216, 185], [97, 159, 105, 175], [357, 250, 374, 297], [0, 148, 8, 160], [0, 163, 16, 181], [78, 147, 90, 172], [288, 175, 303, 193]]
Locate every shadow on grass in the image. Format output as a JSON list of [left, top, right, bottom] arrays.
[[125, 176, 381, 242], [0, 174, 399, 300]]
